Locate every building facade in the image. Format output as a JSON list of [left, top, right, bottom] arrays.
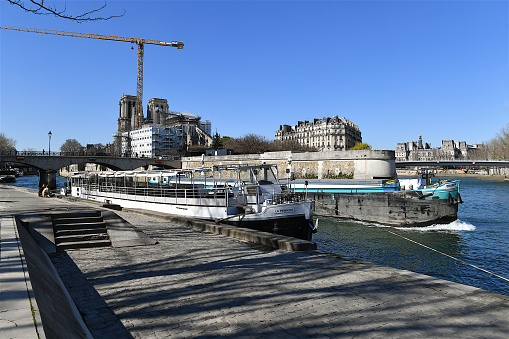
[[275, 116, 362, 152], [396, 135, 477, 161], [115, 95, 213, 157], [121, 126, 179, 158]]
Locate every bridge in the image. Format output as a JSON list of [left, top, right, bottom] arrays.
[[396, 160, 509, 168], [0, 153, 181, 189]]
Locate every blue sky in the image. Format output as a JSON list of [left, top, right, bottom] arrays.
[[1, 0, 508, 152]]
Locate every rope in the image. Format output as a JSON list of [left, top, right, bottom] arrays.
[[385, 229, 509, 282]]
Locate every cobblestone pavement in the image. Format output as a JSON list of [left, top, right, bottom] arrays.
[[52, 211, 509, 338]]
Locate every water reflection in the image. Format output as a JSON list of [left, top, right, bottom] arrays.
[[313, 216, 508, 296]]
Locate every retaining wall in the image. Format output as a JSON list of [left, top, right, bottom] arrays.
[[182, 150, 396, 180]]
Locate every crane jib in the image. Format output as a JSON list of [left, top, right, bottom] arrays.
[[0, 25, 184, 48], [0, 24, 183, 129]]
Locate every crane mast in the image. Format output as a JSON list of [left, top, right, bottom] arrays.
[[0, 25, 184, 128]]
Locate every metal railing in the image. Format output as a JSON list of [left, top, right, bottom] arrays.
[[0, 150, 181, 159]]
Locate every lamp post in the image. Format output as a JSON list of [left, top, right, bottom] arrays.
[[48, 131, 52, 155]]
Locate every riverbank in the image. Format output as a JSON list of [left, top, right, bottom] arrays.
[[1, 184, 508, 338], [397, 170, 507, 181]]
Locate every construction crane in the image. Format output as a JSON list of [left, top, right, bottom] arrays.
[[0, 25, 184, 128]]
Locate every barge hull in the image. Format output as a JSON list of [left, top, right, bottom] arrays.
[[311, 192, 459, 227]]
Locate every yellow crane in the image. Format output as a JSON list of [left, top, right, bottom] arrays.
[[0, 25, 184, 128]]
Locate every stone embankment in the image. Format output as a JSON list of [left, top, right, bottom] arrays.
[[1, 184, 508, 338]]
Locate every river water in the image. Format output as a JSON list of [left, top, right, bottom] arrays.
[[313, 177, 509, 296], [5, 175, 509, 296]]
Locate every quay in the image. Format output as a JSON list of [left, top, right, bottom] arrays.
[[1, 185, 508, 338]]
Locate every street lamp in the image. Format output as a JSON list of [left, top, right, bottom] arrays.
[[48, 131, 52, 155]]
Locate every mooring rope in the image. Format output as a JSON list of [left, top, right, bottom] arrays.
[[385, 229, 509, 282]]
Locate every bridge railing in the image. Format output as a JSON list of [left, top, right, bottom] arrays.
[[0, 151, 181, 160]]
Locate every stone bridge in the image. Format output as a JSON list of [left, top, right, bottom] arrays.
[[0, 154, 181, 189], [396, 160, 509, 167]]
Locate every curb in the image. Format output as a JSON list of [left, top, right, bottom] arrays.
[[122, 208, 317, 252]]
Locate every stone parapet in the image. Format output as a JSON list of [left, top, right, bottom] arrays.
[[182, 150, 396, 180]]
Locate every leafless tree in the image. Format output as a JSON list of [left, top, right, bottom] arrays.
[[60, 139, 83, 155], [478, 123, 509, 160], [224, 134, 318, 155], [6, 0, 125, 22], [224, 134, 271, 154], [0, 132, 16, 152], [270, 140, 316, 152]]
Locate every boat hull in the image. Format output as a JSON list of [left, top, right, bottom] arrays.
[[0, 175, 16, 183], [74, 189, 315, 240], [419, 181, 459, 200], [311, 192, 459, 227]]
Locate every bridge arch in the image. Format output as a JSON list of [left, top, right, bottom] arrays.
[[0, 154, 181, 189]]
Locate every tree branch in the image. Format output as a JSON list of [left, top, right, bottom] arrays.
[[7, 0, 125, 22]]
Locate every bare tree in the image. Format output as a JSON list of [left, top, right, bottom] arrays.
[[60, 139, 83, 155], [0, 132, 16, 152], [224, 134, 271, 154], [224, 134, 318, 155], [270, 140, 316, 152], [6, 0, 125, 22], [480, 123, 509, 160]]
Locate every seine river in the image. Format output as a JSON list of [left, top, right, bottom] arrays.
[[313, 177, 509, 296], [6, 175, 509, 296]]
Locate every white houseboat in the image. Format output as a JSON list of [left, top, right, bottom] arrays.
[[68, 164, 315, 240]]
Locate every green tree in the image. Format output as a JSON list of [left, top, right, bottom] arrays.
[[0, 132, 16, 152], [60, 139, 83, 154], [211, 132, 223, 150], [349, 142, 372, 150]]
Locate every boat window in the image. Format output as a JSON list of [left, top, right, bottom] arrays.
[[240, 166, 277, 185], [239, 167, 255, 184], [254, 166, 277, 185]]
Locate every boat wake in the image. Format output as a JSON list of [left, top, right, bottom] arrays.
[[395, 219, 476, 232]]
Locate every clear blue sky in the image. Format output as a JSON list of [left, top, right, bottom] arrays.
[[1, 0, 508, 152]]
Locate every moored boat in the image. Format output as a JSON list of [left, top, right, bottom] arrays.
[[0, 169, 16, 183], [67, 164, 315, 240], [290, 170, 462, 227], [291, 179, 400, 194]]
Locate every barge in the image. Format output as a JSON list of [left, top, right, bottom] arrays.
[[290, 173, 462, 227]]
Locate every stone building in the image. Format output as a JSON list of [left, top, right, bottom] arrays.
[[166, 111, 212, 150], [275, 116, 362, 151], [146, 98, 170, 125], [441, 140, 468, 158], [115, 95, 212, 157], [396, 135, 475, 161], [117, 94, 138, 135], [396, 135, 433, 161]]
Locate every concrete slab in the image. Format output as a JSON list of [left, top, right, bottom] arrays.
[[102, 210, 157, 248]]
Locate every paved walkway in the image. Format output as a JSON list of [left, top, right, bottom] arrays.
[[0, 215, 44, 339], [53, 210, 509, 338], [2, 185, 509, 338]]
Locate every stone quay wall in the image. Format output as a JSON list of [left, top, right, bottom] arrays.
[[182, 150, 396, 180]]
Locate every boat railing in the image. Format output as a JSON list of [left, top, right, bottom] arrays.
[[79, 173, 304, 208], [83, 181, 242, 207]]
